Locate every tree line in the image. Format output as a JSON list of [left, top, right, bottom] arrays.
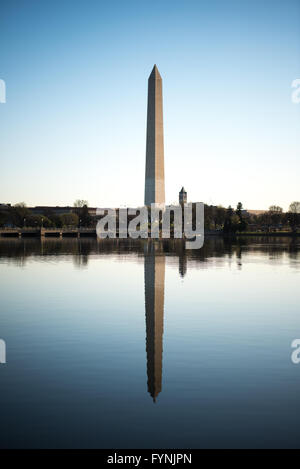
[[0, 200, 92, 229], [203, 201, 300, 233], [0, 200, 299, 234]]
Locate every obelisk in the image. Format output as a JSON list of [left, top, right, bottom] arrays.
[[144, 65, 165, 206]]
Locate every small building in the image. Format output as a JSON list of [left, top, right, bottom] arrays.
[[179, 187, 187, 205]]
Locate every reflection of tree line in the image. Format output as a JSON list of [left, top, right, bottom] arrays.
[[1, 237, 299, 403], [0, 237, 299, 271]]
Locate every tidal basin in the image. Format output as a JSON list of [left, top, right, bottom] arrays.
[[0, 236, 300, 448]]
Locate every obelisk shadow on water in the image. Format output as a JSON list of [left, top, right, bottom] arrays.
[[144, 242, 165, 403]]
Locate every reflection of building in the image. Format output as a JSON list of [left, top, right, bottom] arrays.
[[144, 248, 165, 402], [179, 252, 187, 278], [179, 187, 187, 205]]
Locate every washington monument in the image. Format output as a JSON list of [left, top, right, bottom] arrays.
[[144, 65, 165, 206]]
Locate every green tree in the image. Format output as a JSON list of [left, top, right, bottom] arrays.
[[288, 201, 300, 232], [41, 209, 62, 228], [204, 205, 214, 229], [269, 205, 283, 227], [12, 203, 30, 227], [223, 206, 233, 233], [79, 204, 92, 227], [26, 215, 52, 228], [73, 200, 92, 227], [60, 213, 79, 227], [236, 202, 243, 218], [235, 202, 247, 231]]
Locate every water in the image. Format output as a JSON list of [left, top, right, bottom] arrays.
[[0, 236, 300, 448]]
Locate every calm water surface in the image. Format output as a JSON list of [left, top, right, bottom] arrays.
[[0, 237, 300, 448]]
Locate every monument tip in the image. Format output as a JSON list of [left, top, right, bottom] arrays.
[[149, 64, 161, 80]]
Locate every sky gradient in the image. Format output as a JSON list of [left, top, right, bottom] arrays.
[[0, 0, 300, 210]]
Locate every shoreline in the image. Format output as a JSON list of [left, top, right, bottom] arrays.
[[0, 228, 299, 239]]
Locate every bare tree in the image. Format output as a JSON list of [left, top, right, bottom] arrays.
[[288, 202, 300, 233], [269, 205, 283, 213], [74, 200, 88, 208], [289, 201, 300, 213]]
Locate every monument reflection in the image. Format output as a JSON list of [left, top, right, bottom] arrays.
[[144, 244, 165, 402]]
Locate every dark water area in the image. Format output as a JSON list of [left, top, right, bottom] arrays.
[[0, 236, 300, 448]]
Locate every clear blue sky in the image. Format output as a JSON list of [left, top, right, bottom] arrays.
[[0, 0, 299, 210]]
